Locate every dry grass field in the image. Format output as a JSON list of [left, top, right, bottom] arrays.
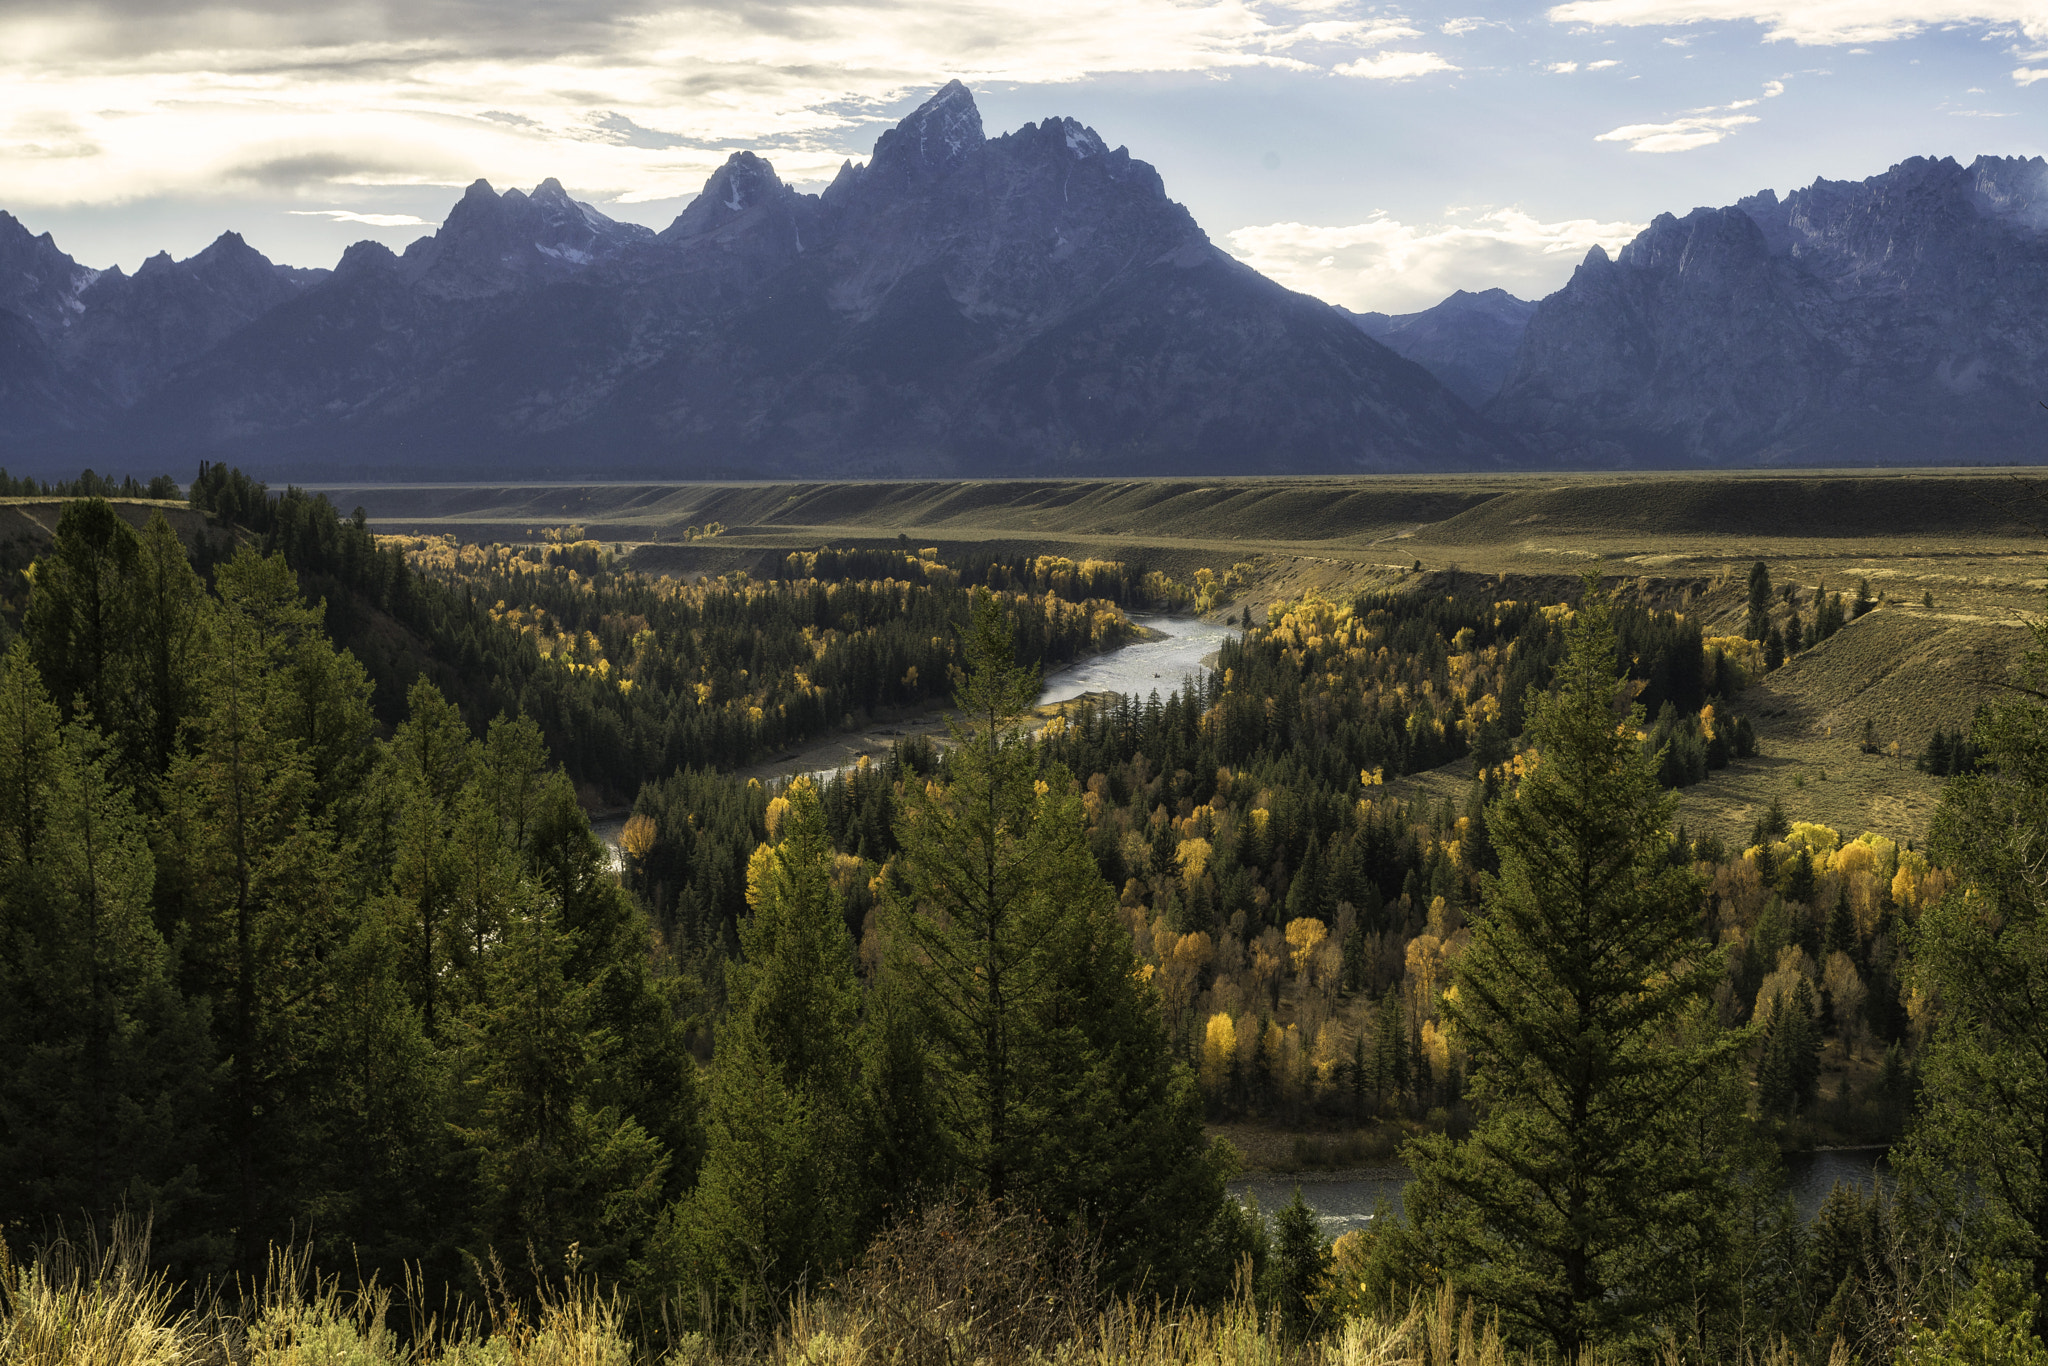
[[319, 468, 2048, 848]]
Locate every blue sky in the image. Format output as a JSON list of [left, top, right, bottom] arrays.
[[5, 0, 2044, 311]]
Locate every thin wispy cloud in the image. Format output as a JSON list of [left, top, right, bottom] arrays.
[[288, 209, 435, 225], [1547, 0, 2048, 47], [1596, 110, 1759, 149], [1596, 76, 1785, 151], [1335, 49, 1461, 78], [0, 0, 1458, 209]]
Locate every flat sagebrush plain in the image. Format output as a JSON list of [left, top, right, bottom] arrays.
[[319, 469, 2048, 848]]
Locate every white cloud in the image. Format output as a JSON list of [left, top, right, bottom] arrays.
[[1441, 16, 1484, 32], [1596, 76, 1782, 150], [1588, 57, 1624, 66], [0, 0, 1408, 209], [288, 209, 434, 225], [2017, 63, 2048, 79], [1334, 49, 1460, 77], [1272, 20, 1422, 47], [1546, 0, 2048, 47], [1549, 59, 1582, 70], [1595, 111, 1759, 149], [1225, 206, 1644, 312]]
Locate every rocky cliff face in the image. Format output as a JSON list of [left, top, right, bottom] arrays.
[[5, 82, 1506, 478], [1488, 155, 2048, 465], [1344, 288, 1535, 407]]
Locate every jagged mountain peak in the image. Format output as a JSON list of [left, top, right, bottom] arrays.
[[401, 175, 652, 293], [1617, 204, 1771, 272], [1438, 287, 1534, 313], [870, 79, 985, 183], [1055, 116, 1108, 159], [663, 150, 792, 240], [337, 239, 401, 277], [0, 211, 91, 337], [1964, 154, 2048, 226], [190, 231, 269, 268], [821, 157, 864, 210]]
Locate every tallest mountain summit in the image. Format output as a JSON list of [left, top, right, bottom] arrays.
[[0, 82, 1506, 478]]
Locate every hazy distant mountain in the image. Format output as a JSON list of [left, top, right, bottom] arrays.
[[0, 83, 1506, 479], [1342, 288, 1536, 407], [1487, 155, 2048, 466]]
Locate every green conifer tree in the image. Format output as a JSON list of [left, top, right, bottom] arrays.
[[450, 908, 669, 1292], [1747, 562, 1773, 643], [1900, 599, 2048, 1332], [672, 777, 866, 1311], [887, 591, 1233, 1293], [1755, 996, 1794, 1118], [0, 645, 213, 1248], [1786, 978, 1821, 1111], [387, 679, 476, 1038], [1405, 582, 1740, 1356], [301, 895, 442, 1274], [119, 511, 207, 802], [1826, 884, 1857, 954], [1264, 1187, 1331, 1339], [24, 499, 140, 730], [156, 548, 346, 1272]]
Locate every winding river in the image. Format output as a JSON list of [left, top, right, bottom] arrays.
[[592, 614, 1238, 864], [596, 615, 1882, 1239], [1037, 614, 1241, 706]]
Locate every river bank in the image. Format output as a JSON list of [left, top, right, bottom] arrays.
[[1228, 1148, 1891, 1237]]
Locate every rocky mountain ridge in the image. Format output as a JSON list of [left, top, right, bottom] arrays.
[[11, 124, 2047, 477], [1488, 154, 2048, 465], [1, 82, 1503, 479]]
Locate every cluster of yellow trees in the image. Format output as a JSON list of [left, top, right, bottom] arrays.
[[1125, 803, 1934, 1118]]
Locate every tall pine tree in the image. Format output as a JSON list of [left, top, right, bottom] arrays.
[[1405, 581, 1739, 1356], [1903, 593, 2048, 1336], [669, 776, 866, 1313], [0, 644, 213, 1251], [887, 591, 1233, 1294], [156, 547, 347, 1272]]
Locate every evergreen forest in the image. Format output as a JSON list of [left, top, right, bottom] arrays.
[[0, 471, 2043, 1366]]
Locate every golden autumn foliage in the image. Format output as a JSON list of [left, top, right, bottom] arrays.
[[1284, 917, 1328, 974]]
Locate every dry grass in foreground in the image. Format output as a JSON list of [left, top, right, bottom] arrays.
[[0, 1212, 1841, 1366]]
